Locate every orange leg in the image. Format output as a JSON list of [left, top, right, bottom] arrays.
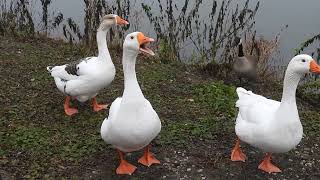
[[258, 153, 282, 173], [92, 97, 108, 112], [138, 144, 160, 167], [231, 138, 247, 162], [116, 150, 137, 175], [64, 96, 78, 116]]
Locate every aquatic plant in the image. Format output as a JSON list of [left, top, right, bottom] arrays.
[[80, 0, 130, 48], [0, 0, 61, 37], [40, 0, 51, 35], [141, 0, 259, 64], [0, 0, 261, 66], [295, 33, 320, 80], [0, 0, 35, 36], [243, 26, 287, 79]]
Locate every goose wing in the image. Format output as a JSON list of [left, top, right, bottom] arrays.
[[47, 57, 95, 81], [236, 87, 280, 124]]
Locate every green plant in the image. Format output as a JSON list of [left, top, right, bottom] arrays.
[[158, 39, 178, 63], [195, 81, 237, 118]]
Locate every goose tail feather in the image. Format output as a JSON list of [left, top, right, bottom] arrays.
[[235, 87, 255, 107], [46, 66, 54, 73]]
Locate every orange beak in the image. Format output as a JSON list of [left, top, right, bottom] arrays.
[[137, 32, 155, 56], [310, 60, 320, 73], [116, 16, 129, 25]]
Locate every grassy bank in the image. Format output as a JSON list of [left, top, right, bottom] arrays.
[[0, 35, 320, 179]]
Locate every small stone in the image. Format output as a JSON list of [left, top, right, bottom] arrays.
[[171, 168, 177, 171], [249, 151, 256, 154], [305, 162, 312, 167], [304, 148, 311, 151], [197, 169, 203, 173], [31, 78, 35, 82], [164, 157, 170, 162], [201, 177, 206, 180], [58, 165, 66, 169], [187, 168, 191, 172]]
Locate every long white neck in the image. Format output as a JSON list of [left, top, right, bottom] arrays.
[[96, 27, 112, 62], [122, 49, 144, 98], [280, 68, 302, 105]]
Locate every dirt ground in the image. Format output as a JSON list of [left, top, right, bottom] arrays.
[[0, 36, 320, 179]]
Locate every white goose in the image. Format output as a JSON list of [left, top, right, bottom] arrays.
[[231, 54, 320, 173], [47, 14, 128, 116], [101, 32, 161, 175]]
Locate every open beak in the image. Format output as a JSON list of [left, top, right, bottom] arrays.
[[137, 32, 155, 56], [310, 60, 320, 73], [116, 16, 129, 25]]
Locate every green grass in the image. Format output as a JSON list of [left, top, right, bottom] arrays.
[[1, 35, 320, 178], [158, 82, 237, 146]]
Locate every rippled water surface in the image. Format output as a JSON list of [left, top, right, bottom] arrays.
[[30, 0, 320, 64]]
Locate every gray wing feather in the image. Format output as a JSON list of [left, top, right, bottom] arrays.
[[64, 57, 92, 76]]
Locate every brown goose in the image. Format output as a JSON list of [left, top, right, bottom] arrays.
[[233, 37, 258, 84]]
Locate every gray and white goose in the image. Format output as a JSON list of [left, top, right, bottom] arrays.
[[47, 14, 128, 116]]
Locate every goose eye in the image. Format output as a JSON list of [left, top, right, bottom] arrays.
[[130, 36, 134, 40], [302, 59, 306, 62]]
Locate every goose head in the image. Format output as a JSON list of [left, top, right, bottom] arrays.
[[233, 36, 242, 46], [123, 32, 155, 56], [288, 54, 320, 75], [98, 14, 129, 31]]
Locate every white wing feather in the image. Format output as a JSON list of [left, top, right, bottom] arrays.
[[236, 87, 280, 124]]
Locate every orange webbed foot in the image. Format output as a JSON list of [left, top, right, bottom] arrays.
[[116, 150, 137, 175], [93, 103, 108, 112], [92, 97, 108, 112], [231, 138, 247, 162], [116, 160, 137, 175], [138, 145, 160, 167], [64, 96, 78, 116], [258, 153, 282, 173], [64, 107, 78, 116]]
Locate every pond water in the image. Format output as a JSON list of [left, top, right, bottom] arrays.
[[26, 0, 320, 65]]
